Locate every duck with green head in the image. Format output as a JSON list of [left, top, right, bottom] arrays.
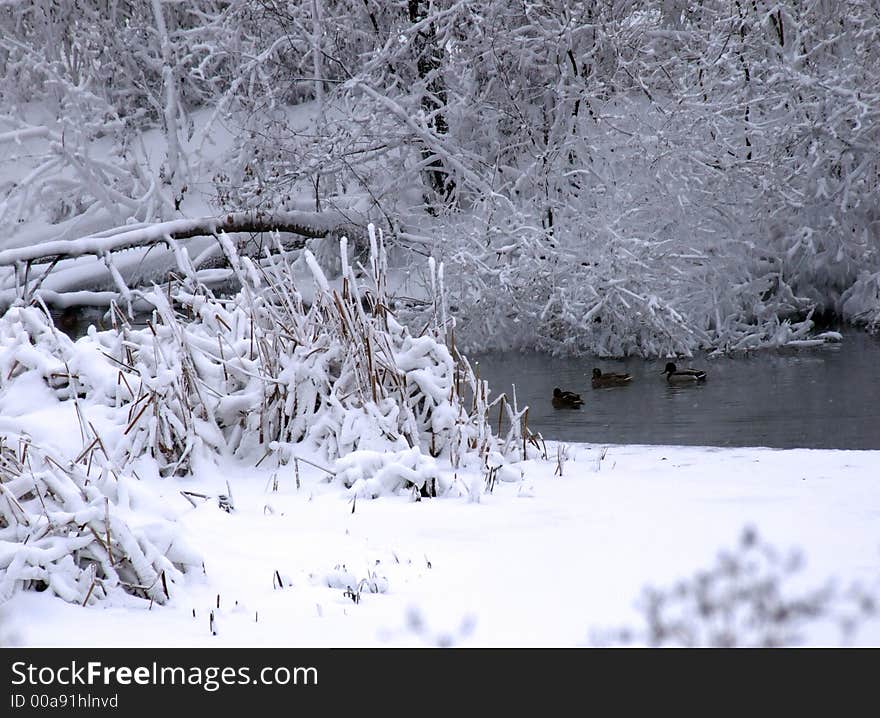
[[591, 368, 632, 388], [552, 387, 584, 409], [662, 362, 707, 383]]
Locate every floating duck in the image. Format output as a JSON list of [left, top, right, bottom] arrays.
[[662, 362, 707, 383], [552, 387, 584, 409], [591, 368, 632, 388]]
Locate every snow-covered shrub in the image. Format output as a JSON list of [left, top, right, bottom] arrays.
[[334, 447, 444, 499], [841, 272, 880, 334], [0, 438, 198, 606], [0, 305, 82, 398], [316, 564, 389, 600], [598, 528, 878, 648], [0, 302, 220, 477], [0, 225, 526, 487], [180, 225, 524, 475]]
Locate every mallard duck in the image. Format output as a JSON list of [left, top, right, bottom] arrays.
[[662, 362, 707, 383], [591, 368, 632, 388], [552, 387, 584, 409]]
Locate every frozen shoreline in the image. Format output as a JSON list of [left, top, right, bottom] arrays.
[[5, 442, 879, 648]]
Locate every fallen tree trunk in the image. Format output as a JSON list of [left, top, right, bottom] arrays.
[[0, 210, 375, 311], [0, 209, 370, 268]]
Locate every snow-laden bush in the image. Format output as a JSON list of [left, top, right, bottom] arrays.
[[335, 447, 444, 499], [151, 225, 526, 479], [0, 226, 529, 490], [0, 305, 82, 397], [596, 528, 878, 648], [0, 218, 526, 605], [0, 438, 198, 606], [841, 272, 880, 334]]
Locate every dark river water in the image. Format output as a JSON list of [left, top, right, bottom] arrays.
[[53, 307, 880, 449], [472, 331, 880, 449]]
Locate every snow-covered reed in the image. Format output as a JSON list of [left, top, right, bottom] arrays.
[[0, 438, 199, 606], [3, 228, 528, 478], [0, 225, 531, 604]]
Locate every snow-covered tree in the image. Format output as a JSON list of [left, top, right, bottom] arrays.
[[1, 0, 878, 355]]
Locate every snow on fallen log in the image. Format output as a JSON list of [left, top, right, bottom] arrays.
[[0, 288, 147, 311], [0, 126, 53, 145], [0, 209, 371, 268]]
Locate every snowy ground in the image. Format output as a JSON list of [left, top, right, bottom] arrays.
[[4, 441, 879, 647]]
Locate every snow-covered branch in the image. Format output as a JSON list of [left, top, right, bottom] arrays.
[[0, 210, 371, 268]]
